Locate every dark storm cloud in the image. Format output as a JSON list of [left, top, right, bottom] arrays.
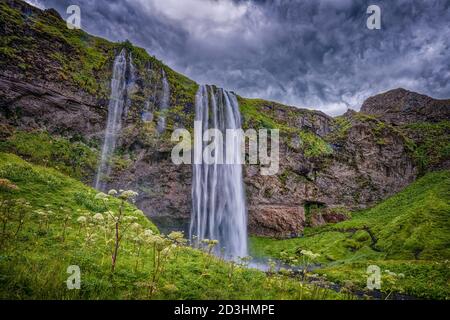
[[28, 0, 450, 115]]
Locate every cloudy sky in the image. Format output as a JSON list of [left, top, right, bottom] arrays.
[[26, 0, 450, 115]]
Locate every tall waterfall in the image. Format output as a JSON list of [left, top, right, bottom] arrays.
[[94, 49, 127, 191], [157, 69, 170, 133], [190, 85, 248, 258]]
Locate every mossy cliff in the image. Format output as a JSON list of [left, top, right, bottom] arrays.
[[1, 0, 449, 238]]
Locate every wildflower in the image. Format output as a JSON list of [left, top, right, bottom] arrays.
[[161, 246, 172, 256], [123, 215, 137, 222], [168, 231, 183, 239], [95, 192, 108, 200], [130, 222, 142, 231], [108, 189, 118, 196], [119, 190, 139, 200], [76, 216, 87, 224], [143, 229, 154, 237], [168, 231, 187, 246], [300, 249, 320, 260], [93, 213, 104, 221]]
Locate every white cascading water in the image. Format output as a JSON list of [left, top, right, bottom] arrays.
[[190, 85, 248, 258], [94, 49, 127, 191], [157, 69, 170, 133]]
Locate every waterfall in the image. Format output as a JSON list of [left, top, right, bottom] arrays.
[[190, 85, 248, 258], [94, 49, 127, 191], [157, 69, 170, 133]]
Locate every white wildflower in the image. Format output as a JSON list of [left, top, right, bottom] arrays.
[[93, 213, 104, 221], [108, 189, 118, 196], [95, 192, 108, 200]]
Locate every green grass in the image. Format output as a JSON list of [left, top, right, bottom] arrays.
[[0, 130, 98, 182], [250, 171, 450, 299], [0, 153, 346, 300]]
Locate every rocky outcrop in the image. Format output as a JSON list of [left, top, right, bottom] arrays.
[[243, 106, 418, 236], [248, 205, 305, 238], [361, 88, 450, 125], [0, 77, 105, 139]]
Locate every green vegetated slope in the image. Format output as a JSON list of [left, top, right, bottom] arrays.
[[251, 171, 450, 299], [0, 153, 347, 299], [0, 0, 197, 101], [0, 129, 99, 182]]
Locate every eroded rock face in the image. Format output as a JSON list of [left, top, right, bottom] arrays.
[[0, 78, 105, 140], [361, 88, 450, 125], [243, 107, 418, 236], [248, 205, 305, 238]]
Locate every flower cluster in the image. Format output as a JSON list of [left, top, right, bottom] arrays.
[[300, 250, 321, 260]]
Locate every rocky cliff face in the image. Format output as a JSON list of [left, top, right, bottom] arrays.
[[361, 88, 450, 125], [1, 0, 448, 238]]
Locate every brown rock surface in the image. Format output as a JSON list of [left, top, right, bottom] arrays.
[[248, 205, 305, 238], [360, 88, 450, 125]]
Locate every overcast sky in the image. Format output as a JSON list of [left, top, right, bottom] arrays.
[[25, 0, 450, 115]]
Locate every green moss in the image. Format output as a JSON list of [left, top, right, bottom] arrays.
[[402, 121, 450, 172], [298, 130, 333, 158], [0, 2, 24, 27], [239, 98, 279, 129], [326, 116, 352, 142]]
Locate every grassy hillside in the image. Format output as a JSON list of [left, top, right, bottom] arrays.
[[0, 152, 347, 299], [251, 171, 450, 299], [0, 129, 99, 182]]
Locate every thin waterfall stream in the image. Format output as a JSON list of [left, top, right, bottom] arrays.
[[157, 69, 170, 133], [94, 49, 128, 191]]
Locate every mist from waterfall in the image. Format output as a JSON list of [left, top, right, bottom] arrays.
[[190, 85, 248, 258], [157, 69, 170, 133], [94, 49, 128, 191]]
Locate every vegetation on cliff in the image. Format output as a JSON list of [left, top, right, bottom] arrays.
[[402, 121, 450, 172], [239, 97, 333, 158], [0, 129, 98, 182]]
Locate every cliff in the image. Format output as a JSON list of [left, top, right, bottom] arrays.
[[1, 0, 449, 237]]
